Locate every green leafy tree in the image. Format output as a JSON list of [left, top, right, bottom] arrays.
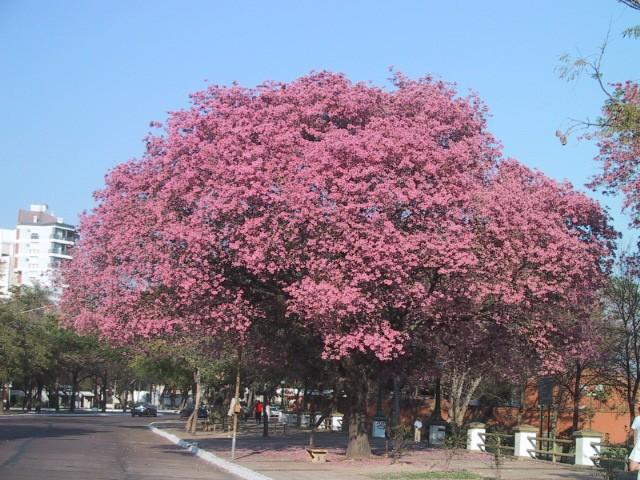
[[0, 286, 55, 410]]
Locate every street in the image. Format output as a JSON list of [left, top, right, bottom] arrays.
[[0, 414, 235, 480]]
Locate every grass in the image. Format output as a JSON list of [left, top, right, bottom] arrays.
[[369, 472, 484, 480]]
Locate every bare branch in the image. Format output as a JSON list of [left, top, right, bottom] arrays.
[[618, 0, 640, 10]]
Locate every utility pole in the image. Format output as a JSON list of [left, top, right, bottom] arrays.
[[231, 348, 242, 460]]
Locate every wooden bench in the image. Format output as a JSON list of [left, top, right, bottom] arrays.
[[199, 419, 222, 432], [306, 448, 328, 463]]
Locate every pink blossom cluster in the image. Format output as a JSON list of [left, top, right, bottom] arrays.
[[61, 72, 616, 362], [591, 81, 640, 224]]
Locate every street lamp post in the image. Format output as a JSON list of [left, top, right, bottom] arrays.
[[231, 348, 242, 460]]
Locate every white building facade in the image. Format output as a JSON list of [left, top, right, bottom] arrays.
[[2, 204, 76, 298], [0, 228, 16, 298]]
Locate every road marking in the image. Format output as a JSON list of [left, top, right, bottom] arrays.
[[148, 423, 273, 480]]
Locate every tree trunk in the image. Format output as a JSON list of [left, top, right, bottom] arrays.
[[25, 384, 33, 411], [93, 375, 99, 408], [36, 382, 44, 411], [179, 390, 188, 410], [1, 382, 8, 413], [345, 373, 371, 459], [431, 377, 443, 421], [247, 388, 254, 414], [516, 377, 527, 425], [186, 368, 201, 434], [571, 364, 583, 432], [550, 403, 559, 438], [298, 379, 309, 427], [101, 371, 108, 412], [309, 408, 317, 447], [392, 376, 401, 427], [411, 385, 419, 422], [448, 368, 482, 427], [70, 372, 78, 412], [122, 389, 129, 412], [263, 388, 270, 437], [54, 378, 60, 411], [346, 410, 370, 458]]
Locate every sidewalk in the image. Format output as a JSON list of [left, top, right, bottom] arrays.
[[152, 420, 608, 480]]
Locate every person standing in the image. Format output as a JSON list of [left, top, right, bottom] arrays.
[[413, 418, 423, 443], [255, 400, 263, 425], [227, 397, 237, 432], [630, 406, 640, 476]]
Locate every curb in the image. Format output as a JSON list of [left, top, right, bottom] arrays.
[[148, 423, 273, 480]]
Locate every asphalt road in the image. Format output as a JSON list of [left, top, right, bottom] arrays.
[[0, 414, 235, 480]]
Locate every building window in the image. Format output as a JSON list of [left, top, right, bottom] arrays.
[[30, 233, 39, 240]]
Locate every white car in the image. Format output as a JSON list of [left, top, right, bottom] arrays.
[[269, 405, 283, 417]]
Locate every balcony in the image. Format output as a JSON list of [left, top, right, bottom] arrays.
[[49, 234, 75, 244], [48, 248, 71, 258]]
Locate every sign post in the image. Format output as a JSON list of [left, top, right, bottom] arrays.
[[538, 376, 554, 441]]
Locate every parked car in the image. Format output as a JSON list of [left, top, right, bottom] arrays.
[[131, 403, 157, 417], [180, 405, 208, 419], [269, 405, 283, 417]]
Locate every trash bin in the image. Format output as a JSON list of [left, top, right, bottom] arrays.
[[428, 423, 446, 446], [372, 416, 386, 438]]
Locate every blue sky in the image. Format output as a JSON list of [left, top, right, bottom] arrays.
[[0, 1, 638, 244]]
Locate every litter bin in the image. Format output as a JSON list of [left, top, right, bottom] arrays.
[[372, 416, 386, 438], [428, 423, 446, 446]]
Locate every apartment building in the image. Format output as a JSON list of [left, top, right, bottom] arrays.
[[3, 204, 76, 298]]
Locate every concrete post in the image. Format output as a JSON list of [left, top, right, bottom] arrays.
[[285, 413, 297, 426], [300, 413, 310, 427], [467, 422, 486, 451], [513, 424, 538, 458], [330, 414, 343, 432], [573, 430, 602, 466]]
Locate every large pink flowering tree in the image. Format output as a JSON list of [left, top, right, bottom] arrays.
[[62, 72, 615, 458]]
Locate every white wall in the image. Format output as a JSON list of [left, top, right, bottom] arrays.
[[0, 228, 16, 297]]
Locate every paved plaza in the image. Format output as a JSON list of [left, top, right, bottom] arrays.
[[153, 419, 616, 480]]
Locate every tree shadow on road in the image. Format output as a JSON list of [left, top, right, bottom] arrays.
[[0, 423, 100, 442]]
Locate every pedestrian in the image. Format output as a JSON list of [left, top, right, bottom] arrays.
[[629, 403, 640, 475], [255, 400, 263, 425], [241, 401, 250, 421], [227, 397, 238, 431], [265, 403, 271, 419], [413, 418, 423, 443]]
